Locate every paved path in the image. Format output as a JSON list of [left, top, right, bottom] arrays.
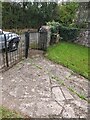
[[0, 51, 89, 118]]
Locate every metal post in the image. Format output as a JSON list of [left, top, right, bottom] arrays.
[[25, 32, 29, 58], [43, 32, 47, 51], [4, 34, 9, 67]]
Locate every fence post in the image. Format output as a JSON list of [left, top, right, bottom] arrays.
[[4, 34, 9, 67], [43, 32, 47, 51], [25, 31, 29, 58]]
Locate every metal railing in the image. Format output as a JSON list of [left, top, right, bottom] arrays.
[[0, 29, 48, 71], [0, 32, 25, 71]]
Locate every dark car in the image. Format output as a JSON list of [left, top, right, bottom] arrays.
[[0, 29, 20, 52]]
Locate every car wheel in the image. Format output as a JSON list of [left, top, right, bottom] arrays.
[[8, 38, 19, 52]]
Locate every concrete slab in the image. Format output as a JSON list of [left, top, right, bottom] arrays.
[[1, 53, 89, 118]]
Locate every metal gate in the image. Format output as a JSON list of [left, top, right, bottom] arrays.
[[0, 29, 48, 71], [0, 32, 25, 71], [25, 30, 48, 58]]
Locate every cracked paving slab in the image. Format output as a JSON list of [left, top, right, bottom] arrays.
[[1, 53, 89, 118]]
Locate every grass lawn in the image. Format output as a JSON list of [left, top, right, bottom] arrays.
[[0, 106, 22, 119], [46, 42, 89, 80]]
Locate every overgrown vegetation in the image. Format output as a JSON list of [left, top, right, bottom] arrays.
[[51, 75, 89, 103], [47, 21, 80, 41], [59, 25, 80, 41], [1, 1, 88, 29], [57, 2, 79, 27], [46, 42, 89, 80], [0, 106, 22, 118], [2, 2, 58, 29]]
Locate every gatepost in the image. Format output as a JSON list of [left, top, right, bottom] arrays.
[[25, 31, 29, 58], [39, 26, 51, 51]]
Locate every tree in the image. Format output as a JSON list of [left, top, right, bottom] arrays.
[[0, 1, 2, 28], [57, 2, 79, 27], [2, 1, 80, 29]]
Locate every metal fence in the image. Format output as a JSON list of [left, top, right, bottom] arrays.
[[0, 30, 48, 71], [27, 30, 48, 50], [0, 32, 25, 71]]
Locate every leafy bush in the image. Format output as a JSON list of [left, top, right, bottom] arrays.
[[47, 21, 80, 42], [58, 2, 79, 27], [76, 22, 88, 29], [47, 21, 60, 33], [59, 25, 80, 41]]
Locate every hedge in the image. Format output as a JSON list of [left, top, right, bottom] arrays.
[[59, 25, 80, 42], [47, 21, 80, 42]]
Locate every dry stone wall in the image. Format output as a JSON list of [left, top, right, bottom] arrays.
[[75, 29, 90, 47]]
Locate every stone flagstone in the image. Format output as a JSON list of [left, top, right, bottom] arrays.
[[1, 52, 89, 118]]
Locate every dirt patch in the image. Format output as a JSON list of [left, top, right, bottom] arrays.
[[29, 49, 44, 58]]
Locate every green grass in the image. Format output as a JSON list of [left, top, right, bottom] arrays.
[[51, 75, 89, 102], [0, 106, 22, 119], [46, 42, 89, 79]]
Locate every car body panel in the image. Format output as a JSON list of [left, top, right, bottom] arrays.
[[0, 29, 20, 50]]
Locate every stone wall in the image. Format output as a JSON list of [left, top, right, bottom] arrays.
[[39, 26, 51, 47], [75, 29, 90, 47], [38, 26, 51, 50]]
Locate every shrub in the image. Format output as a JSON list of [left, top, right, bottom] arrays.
[[59, 25, 80, 42], [47, 21, 60, 33], [47, 21, 80, 42]]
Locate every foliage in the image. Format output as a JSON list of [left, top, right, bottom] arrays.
[[47, 21, 60, 33], [2, 2, 58, 29], [59, 25, 80, 41], [0, 1, 2, 28], [47, 21, 80, 41], [46, 42, 89, 80], [0, 106, 22, 118], [57, 2, 79, 27], [2, 1, 87, 30]]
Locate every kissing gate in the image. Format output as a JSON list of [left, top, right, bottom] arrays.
[[0, 27, 50, 71]]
